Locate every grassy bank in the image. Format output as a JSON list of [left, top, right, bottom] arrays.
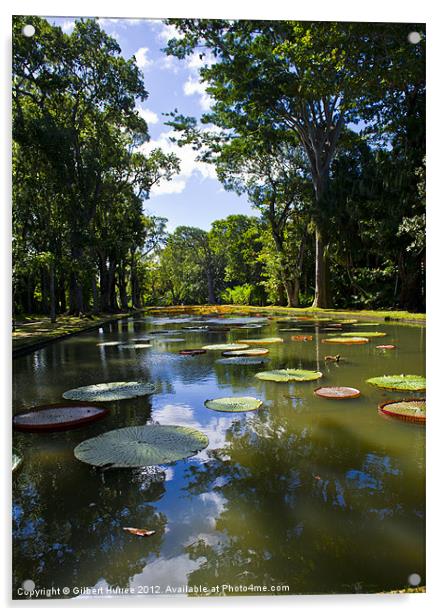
[[12, 312, 140, 357], [145, 304, 426, 324]]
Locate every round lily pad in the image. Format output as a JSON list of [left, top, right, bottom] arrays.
[[376, 344, 396, 350], [154, 338, 186, 343], [13, 403, 110, 432], [202, 343, 249, 351], [97, 341, 121, 347], [279, 328, 303, 332], [74, 424, 209, 468], [378, 398, 425, 423], [255, 369, 323, 383], [291, 335, 313, 341], [222, 348, 269, 357], [12, 450, 22, 473], [179, 349, 207, 356], [352, 322, 380, 326], [340, 331, 387, 338], [119, 343, 152, 349], [216, 357, 269, 366], [236, 337, 283, 345], [366, 374, 426, 391], [63, 381, 156, 402], [204, 396, 263, 412], [314, 386, 361, 399], [322, 337, 369, 344]]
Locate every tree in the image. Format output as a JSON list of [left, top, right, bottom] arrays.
[[164, 20, 425, 307]]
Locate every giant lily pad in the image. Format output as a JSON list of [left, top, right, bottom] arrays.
[[236, 337, 283, 345], [255, 369, 322, 383], [119, 343, 152, 349], [340, 331, 387, 338], [97, 341, 121, 347], [223, 348, 269, 357], [216, 357, 269, 366], [202, 343, 249, 351], [322, 337, 369, 344], [74, 424, 209, 468], [366, 374, 426, 391], [13, 403, 110, 432], [314, 386, 361, 399], [63, 381, 156, 402], [204, 396, 263, 412], [378, 398, 425, 423]]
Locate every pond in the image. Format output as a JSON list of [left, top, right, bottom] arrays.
[[12, 311, 426, 598]]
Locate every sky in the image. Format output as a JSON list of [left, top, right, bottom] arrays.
[[48, 17, 256, 232]]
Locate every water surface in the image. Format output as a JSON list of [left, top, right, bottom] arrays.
[[12, 312, 426, 597]]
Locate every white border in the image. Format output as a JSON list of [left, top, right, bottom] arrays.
[[2, 1, 443, 614]]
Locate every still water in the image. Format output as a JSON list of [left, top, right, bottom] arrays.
[[12, 312, 426, 598]]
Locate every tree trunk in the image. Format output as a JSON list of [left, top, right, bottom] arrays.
[[49, 261, 56, 323], [108, 259, 118, 311], [312, 226, 330, 308], [118, 262, 128, 311], [207, 269, 216, 304], [91, 272, 99, 314], [69, 245, 84, 315]]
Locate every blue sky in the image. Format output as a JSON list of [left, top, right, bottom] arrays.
[[48, 17, 256, 232]]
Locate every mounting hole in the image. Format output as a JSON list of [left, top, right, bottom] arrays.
[[22, 579, 35, 592], [408, 32, 421, 44], [408, 573, 421, 586], [22, 24, 35, 37]]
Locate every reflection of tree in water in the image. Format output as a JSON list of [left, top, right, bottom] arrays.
[[13, 454, 167, 597], [184, 410, 425, 594]]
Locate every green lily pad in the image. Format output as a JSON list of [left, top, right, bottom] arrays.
[[279, 328, 303, 332], [340, 331, 387, 338], [379, 399, 425, 422], [352, 322, 381, 326], [236, 337, 283, 344], [119, 343, 152, 349], [97, 341, 121, 347], [216, 357, 269, 366], [255, 369, 323, 383], [202, 343, 250, 351], [204, 396, 263, 412], [322, 337, 369, 344], [223, 348, 269, 357], [74, 424, 209, 468], [366, 374, 426, 391], [63, 381, 156, 402], [12, 450, 22, 473]]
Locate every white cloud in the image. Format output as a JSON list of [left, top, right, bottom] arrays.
[[136, 106, 159, 126], [61, 20, 75, 33], [138, 129, 217, 197], [156, 22, 184, 43], [183, 76, 213, 111], [134, 47, 154, 70]]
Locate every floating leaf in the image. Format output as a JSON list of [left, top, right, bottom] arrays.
[[376, 344, 396, 350], [97, 341, 121, 347], [13, 403, 110, 432], [378, 398, 425, 423], [291, 335, 313, 342], [74, 424, 209, 468], [279, 328, 303, 332], [352, 322, 380, 326], [216, 357, 269, 366], [340, 331, 387, 338], [123, 527, 156, 537], [222, 348, 269, 357], [119, 343, 152, 349], [12, 450, 22, 472], [322, 337, 369, 344], [255, 369, 322, 383], [154, 338, 186, 343], [202, 343, 249, 351], [366, 374, 426, 391], [236, 337, 283, 345], [314, 386, 361, 399], [63, 381, 156, 402], [204, 396, 263, 412], [179, 349, 207, 356]]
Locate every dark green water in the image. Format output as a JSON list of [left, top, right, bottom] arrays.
[[12, 312, 426, 598]]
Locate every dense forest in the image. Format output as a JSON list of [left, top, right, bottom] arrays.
[[12, 17, 426, 321]]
